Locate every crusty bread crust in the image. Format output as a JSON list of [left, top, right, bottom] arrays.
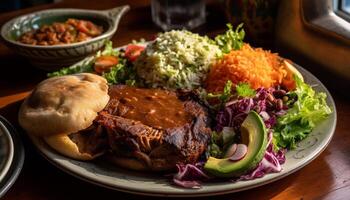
[[18, 73, 109, 137]]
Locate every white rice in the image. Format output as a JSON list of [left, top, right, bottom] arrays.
[[135, 30, 221, 90]]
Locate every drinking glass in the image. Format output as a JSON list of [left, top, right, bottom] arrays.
[[151, 0, 206, 31]]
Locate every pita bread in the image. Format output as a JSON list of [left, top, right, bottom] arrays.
[[19, 73, 109, 137]]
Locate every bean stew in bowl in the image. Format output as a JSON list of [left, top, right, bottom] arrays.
[[0, 5, 129, 71], [18, 18, 103, 46]]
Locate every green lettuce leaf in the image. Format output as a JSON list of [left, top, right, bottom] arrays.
[[47, 40, 118, 77], [96, 40, 119, 57], [273, 76, 332, 149], [102, 55, 136, 85], [47, 59, 94, 77]]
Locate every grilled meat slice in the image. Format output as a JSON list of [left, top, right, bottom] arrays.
[[95, 85, 211, 171], [68, 124, 108, 156], [96, 112, 163, 153]]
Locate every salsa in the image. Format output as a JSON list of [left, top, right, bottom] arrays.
[[18, 18, 103, 45]]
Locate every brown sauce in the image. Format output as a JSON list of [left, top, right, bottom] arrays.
[[108, 85, 191, 129]]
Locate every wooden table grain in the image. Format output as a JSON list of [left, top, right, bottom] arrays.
[[0, 1, 349, 199]]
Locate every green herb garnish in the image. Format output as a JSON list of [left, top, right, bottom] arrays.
[[236, 82, 256, 97], [207, 80, 233, 104], [215, 23, 245, 54]]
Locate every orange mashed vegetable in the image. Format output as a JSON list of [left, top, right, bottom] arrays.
[[205, 44, 288, 93]]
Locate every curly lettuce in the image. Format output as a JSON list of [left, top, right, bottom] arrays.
[[102, 56, 136, 85], [273, 76, 332, 149]]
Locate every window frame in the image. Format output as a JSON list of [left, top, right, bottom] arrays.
[[301, 0, 350, 40], [334, 0, 350, 22]]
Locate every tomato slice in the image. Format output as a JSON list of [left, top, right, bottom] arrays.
[[125, 44, 145, 62], [94, 55, 119, 74]]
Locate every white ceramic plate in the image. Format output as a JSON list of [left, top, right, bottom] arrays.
[[0, 116, 24, 198], [28, 54, 337, 197], [0, 119, 14, 183]]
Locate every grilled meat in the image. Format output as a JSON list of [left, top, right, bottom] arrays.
[[96, 85, 211, 171]]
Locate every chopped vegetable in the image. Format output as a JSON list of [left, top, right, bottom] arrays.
[[221, 127, 236, 147], [236, 83, 256, 97], [208, 126, 237, 159], [97, 40, 119, 57], [215, 87, 288, 133], [48, 41, 118, 77], [124, 44, 145, 62], [205, 43, 287, 93], [239, 132, 285, 180], [96, 42, 139, 85], [94, 55, 119, 74], [228, 144, 247, 161], [102, 57, 136, 85], [208, 131, 223, 158], [215, 23, 245, 53], [47, 59, 94, 77], [273, 76, 332, 149], [48, 41, 137, 85], [207, 80, 233, 106], [224, 143, 238, 158], [173, 163, 209, 189]]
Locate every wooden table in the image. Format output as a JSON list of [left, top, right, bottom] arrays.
[[0, 1, 349, 199]]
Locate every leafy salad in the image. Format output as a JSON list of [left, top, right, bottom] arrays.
[[48, 24, 332, 188]]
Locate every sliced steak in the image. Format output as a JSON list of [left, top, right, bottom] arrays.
[[95, 85, 211, 171]]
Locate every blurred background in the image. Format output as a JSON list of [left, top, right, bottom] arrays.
[[0, 0, 60, 12], [0, 0, 349, 96]]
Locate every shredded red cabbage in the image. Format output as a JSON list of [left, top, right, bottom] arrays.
[[238, 131, 286, 180], [217, 88, 287, 180], [173, 162, 210, 189], [216, 87, 287, 132], [173, 88, 288, 188]]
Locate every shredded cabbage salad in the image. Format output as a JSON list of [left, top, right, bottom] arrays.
[[174, 80, 330, 188]]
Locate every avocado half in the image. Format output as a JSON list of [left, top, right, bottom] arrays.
[[204, 111, 268, 178]]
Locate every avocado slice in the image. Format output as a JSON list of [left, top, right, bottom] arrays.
[[204, 111, 268, 178]]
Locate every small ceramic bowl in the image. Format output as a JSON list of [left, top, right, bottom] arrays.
[[0, 5, 130, 71]]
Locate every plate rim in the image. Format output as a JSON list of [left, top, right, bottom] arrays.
[[0, 119, 14, 182], [0, 116, 25, 198], [26, 51, 337, 196]]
